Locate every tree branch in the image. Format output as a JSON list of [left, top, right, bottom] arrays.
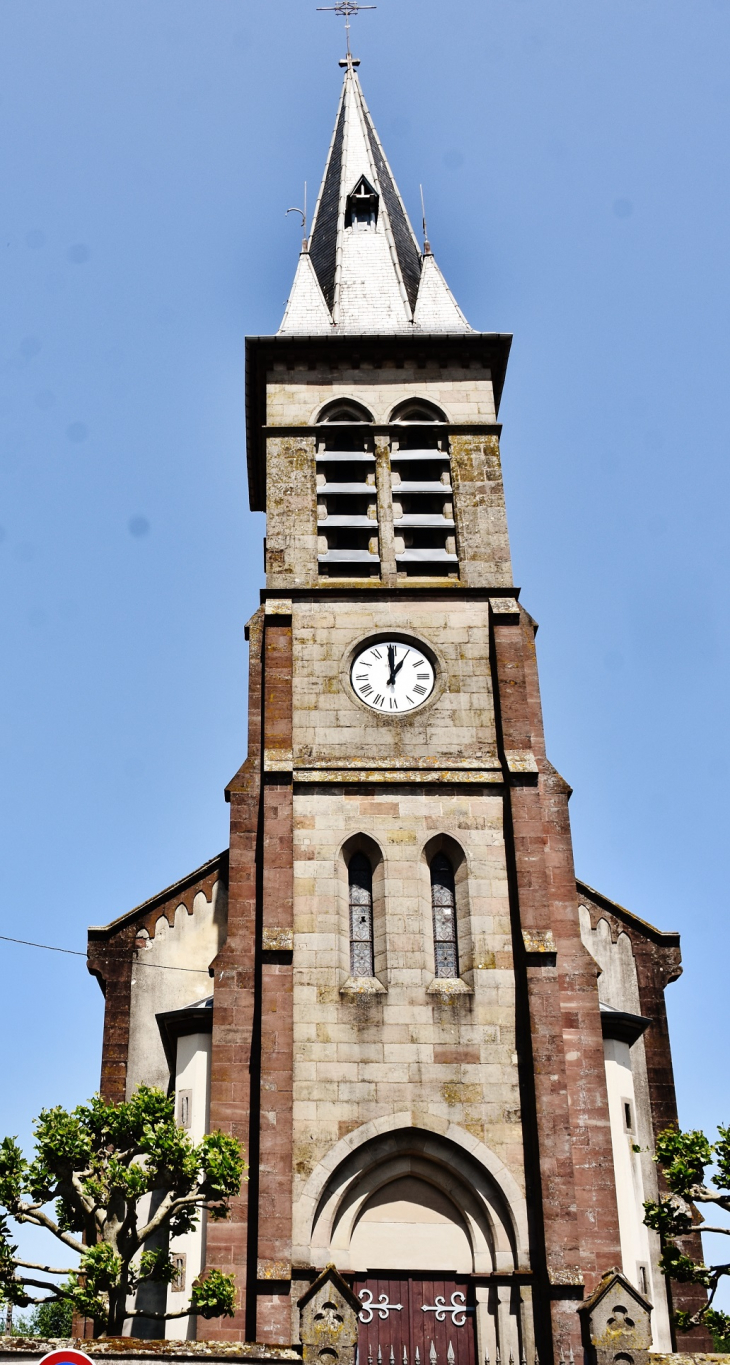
[[136, 1192, 205, 1247], [69, 1170, 97, 1220], [14, 1206, 85, 1254], [695, 1226, 730, 1237], [690, 1187, 730, 1210], [134, 1190, 177, 1247], [15, 1259, 76, 1274], [12, 1293, 62, 1309], [124, 1306, 207, 1322], [14, 1277, 68, 1293]]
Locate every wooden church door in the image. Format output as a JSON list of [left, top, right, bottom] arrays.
[[353, 1275, 477, 1365]]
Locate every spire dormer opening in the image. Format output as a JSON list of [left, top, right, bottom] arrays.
[[345, 176, 379, 232]]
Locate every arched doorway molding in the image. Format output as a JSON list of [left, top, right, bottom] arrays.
[[292, 1112, 529, 1274], [328, 1152, 492, 1271]]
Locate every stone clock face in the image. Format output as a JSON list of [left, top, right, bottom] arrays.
[[351, 640, 436, 714]]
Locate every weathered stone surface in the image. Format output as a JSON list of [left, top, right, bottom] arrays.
[[0, 1340, 300, 1362], [298, 1265, 360, 1365], [580, 1267, 652, 1365]]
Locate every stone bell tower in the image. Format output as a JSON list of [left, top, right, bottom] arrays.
[[88, 48, 706, 1365], [205, 52, 649, 1359]]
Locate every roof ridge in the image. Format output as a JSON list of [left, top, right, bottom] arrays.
[[576, 876, 680, 944], [352, 72, 415, 323], [88, 850, 228, 938]]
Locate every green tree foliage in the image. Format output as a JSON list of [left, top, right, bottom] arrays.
[[0, 1087, 245, 1337], [643, 1123, 730, 1345]]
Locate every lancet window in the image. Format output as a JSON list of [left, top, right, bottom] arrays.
[[431, 852, 459, 978], [316, 401, 380, 580], [389, 400, 458, 579], [349, 852, 374, 977]]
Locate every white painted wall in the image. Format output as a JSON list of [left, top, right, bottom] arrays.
[[579, 906, 673, 1350], [126, 883, 226, 1098], [166, 1031, 212, 1341], [603, 1039, 654, 1293]]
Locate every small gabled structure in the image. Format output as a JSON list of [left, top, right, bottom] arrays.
[[298, 1264, 361, 1365], [579, 1267, 653, 1365]]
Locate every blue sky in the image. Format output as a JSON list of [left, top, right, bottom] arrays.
[[1, 0, 729, 1282]]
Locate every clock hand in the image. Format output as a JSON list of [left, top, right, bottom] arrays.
[[392, 648, 410, 680], [387, 644, 396, 686]]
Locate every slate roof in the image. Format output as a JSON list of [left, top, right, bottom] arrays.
[[279, 59, 472, 336]]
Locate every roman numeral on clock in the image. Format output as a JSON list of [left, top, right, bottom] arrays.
[[359, 684, 373, 696], [413, 684, 427, 696]]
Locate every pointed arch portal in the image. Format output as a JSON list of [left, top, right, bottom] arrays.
[[294, 1117, 530, 1365]]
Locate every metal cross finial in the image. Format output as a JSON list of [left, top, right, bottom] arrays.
[[316, 1, 376, 58]]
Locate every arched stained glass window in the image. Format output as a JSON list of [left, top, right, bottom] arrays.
[[349, 852, 374, 977], [431, 853, 458, 978]]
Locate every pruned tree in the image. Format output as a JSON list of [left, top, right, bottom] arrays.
[[0, 1086, 245, 1337], [643, 1123, 730, 1345]]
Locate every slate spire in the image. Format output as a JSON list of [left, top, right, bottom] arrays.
[[279, 58, 471, 335]]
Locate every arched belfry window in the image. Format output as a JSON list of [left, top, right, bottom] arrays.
[[388, 400, 458, 579], [349, 853, 374, 977], [431, 853, 459, 978], [318, 399, 373, 425], [316, 401, 379, 580]]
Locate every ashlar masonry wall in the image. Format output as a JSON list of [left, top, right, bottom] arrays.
[[262, 361, 512, 592], [288, 593, 525, 1272], [291, 782, 522, 1246], [264, 365, 497, 427]]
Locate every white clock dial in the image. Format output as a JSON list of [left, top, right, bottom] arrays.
[[351, 640, 435, 714]]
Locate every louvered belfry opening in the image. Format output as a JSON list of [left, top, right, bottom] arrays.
[[349, 852, 375, 977], [390, 403, 458, 578], [431, 853, 459, 979], [317, 402, 380, 578]]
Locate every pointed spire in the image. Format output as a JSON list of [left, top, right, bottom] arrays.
[[279, 59, 472, 335], [279, 248, 333, 333], [413, 253, 471, 331]]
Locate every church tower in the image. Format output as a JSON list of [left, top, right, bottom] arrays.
[[87, 53, 707, 1364]]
